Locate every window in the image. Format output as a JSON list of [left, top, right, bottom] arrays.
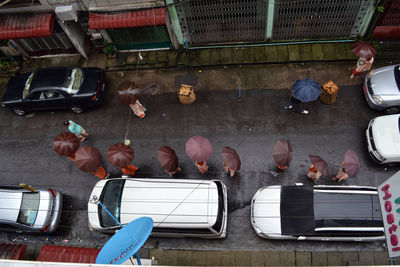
[[212, 181, 224, 233], [99, 180, 125, 227], [22, 72, 35, 100], [17, 192, 39, 226], [65, 68, 83, 94], [44, 90, 63, 99]]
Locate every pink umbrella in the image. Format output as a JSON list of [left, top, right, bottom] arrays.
[[309, 155, 329, 176], [185, 136, 212, 162], [344, 149, 360, 177]]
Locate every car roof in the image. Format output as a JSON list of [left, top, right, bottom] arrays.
[[30, 68, 70, 90], [119, 178, 219, 228], [0, 191, 22, 222]]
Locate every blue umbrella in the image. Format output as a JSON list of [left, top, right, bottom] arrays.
[[291, 79, 321, 102]]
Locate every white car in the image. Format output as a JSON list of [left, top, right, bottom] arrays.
[[251, 185, 384, 241], [88, 178, 228, 238], [366, 114, 400, 164]]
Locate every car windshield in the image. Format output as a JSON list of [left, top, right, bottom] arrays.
[[65, 68, 83, 94], [17, 192, 39, 226], [99, 179, 125, 227], [395, 65, 400, 91], [22, 72, 35, 99]]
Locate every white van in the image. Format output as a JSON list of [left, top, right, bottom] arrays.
[[88, 178, 228, 238]]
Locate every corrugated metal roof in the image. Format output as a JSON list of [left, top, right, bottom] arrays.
[[88, 7, 165, 30], [0, 13, 54, 40], [36, 245, 100, 263], [0, 243, 27, 260]]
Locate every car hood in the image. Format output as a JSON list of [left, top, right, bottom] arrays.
[[251, 186, 281, 235], [372, 114, 400, 158], [370, 66, 399, 95], [1, 73, 30, 103]]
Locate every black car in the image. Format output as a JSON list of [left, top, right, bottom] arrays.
[[1, 67, 105, 115]]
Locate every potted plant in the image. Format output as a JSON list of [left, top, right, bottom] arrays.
[[103, 40, 116, 58]]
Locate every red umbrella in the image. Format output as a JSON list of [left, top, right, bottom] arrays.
[[53, 132, 80, 156], [185, 136, 212, 162], [222, 146, 241, 171], [344, 149, 360, 177], [107, 143, 135, 167], [272, 139, 292, 166], [309, 155, 329, 176], [116, 81, 141, 105], [158, 146, 179, 172], [351, 41, 376, 59], [74, 146, 102, 172]]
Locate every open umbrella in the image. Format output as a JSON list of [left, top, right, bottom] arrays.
[[344, 149, 360, 177], [53, 132, 80, 156], [158, 146, 179, 172], [222, 146, 241, 171], [291, 79, 321, 102], [309, 155, 329, 176], [185, 136, 212, 162], [351, 41, 376, 59], [107, 143, 134, 168], [273, 139, 292, 166], [74, 146, 102, 172], [116, 81, 141, 105]]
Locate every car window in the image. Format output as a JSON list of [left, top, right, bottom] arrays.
[[44, 90, 63, 99], [66, 68, 83, 94], [99, 179, 125, 227], [17, 192, 39, 226], [22, 72, 35, 100], [394, 65, 400, 91], [27, 91, 43, 100]]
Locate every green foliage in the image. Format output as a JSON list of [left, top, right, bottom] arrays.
[[377, 5, 384, 13], [0, 59, 16, 72], [103, 40, 116, 56]]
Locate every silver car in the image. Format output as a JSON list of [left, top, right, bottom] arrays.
[[364, 64, 400, 114], [251, 184, 385, 241], [0, 185, 62, 233]]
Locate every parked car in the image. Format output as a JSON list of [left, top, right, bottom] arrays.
[[0, 185, 62, 233], [88, 178, 228, 238], [1, 67, 106, 115], [366, 114, 400, 164], [251, 184, 384, 241], [364, 64, 400, 114]]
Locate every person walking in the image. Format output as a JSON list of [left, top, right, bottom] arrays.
[[284, 96, 309, 115], [332, 162, 349, 182], [194, 161, 208, 174], [92, 166, 110, 179], [129, 99, 147, 118], [350, 57, 374, 79], [307, 164, 321, 181], [121, 164, 138, 176], [63, 120, 88, 142]]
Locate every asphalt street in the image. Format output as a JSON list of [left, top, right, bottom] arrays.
[[0, 78, 396, 252]]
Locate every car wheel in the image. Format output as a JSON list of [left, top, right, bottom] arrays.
[[383, 106, 400, 115], [12, 107, 26, 116], [71, 105, 83, 114]]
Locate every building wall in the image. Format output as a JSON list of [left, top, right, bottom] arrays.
[[80, 0, 165, 11]]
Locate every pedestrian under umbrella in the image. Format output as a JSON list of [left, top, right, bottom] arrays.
[[350, 41, 376, 79], [53, 132, 80, 160], [284, 79, 321, 115], [158, 146, 181, 176], [307, 155, 329, 182], [107, 143, 137, 176], [75, 146, 110, 179], [333, 149, 360, 182], [185, 136, 212, 174], [116, 81, 146, 119], [222, 146, 241, 177], [272, 139, 292, 172]]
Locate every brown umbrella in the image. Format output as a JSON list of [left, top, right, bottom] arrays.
[[74, 146, 102, 172], [344, 149, 360, 177], [351, 41, 376, 59], [185, 136, 213, 162], [158, 146, 179, 172], [309, 155, 329, 176], [53, 132, 80, 156], [222, 146, 241, 171], [116, 81, 141, 105], [107, 143, 135, 167], [272, 139, 292, 166]]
